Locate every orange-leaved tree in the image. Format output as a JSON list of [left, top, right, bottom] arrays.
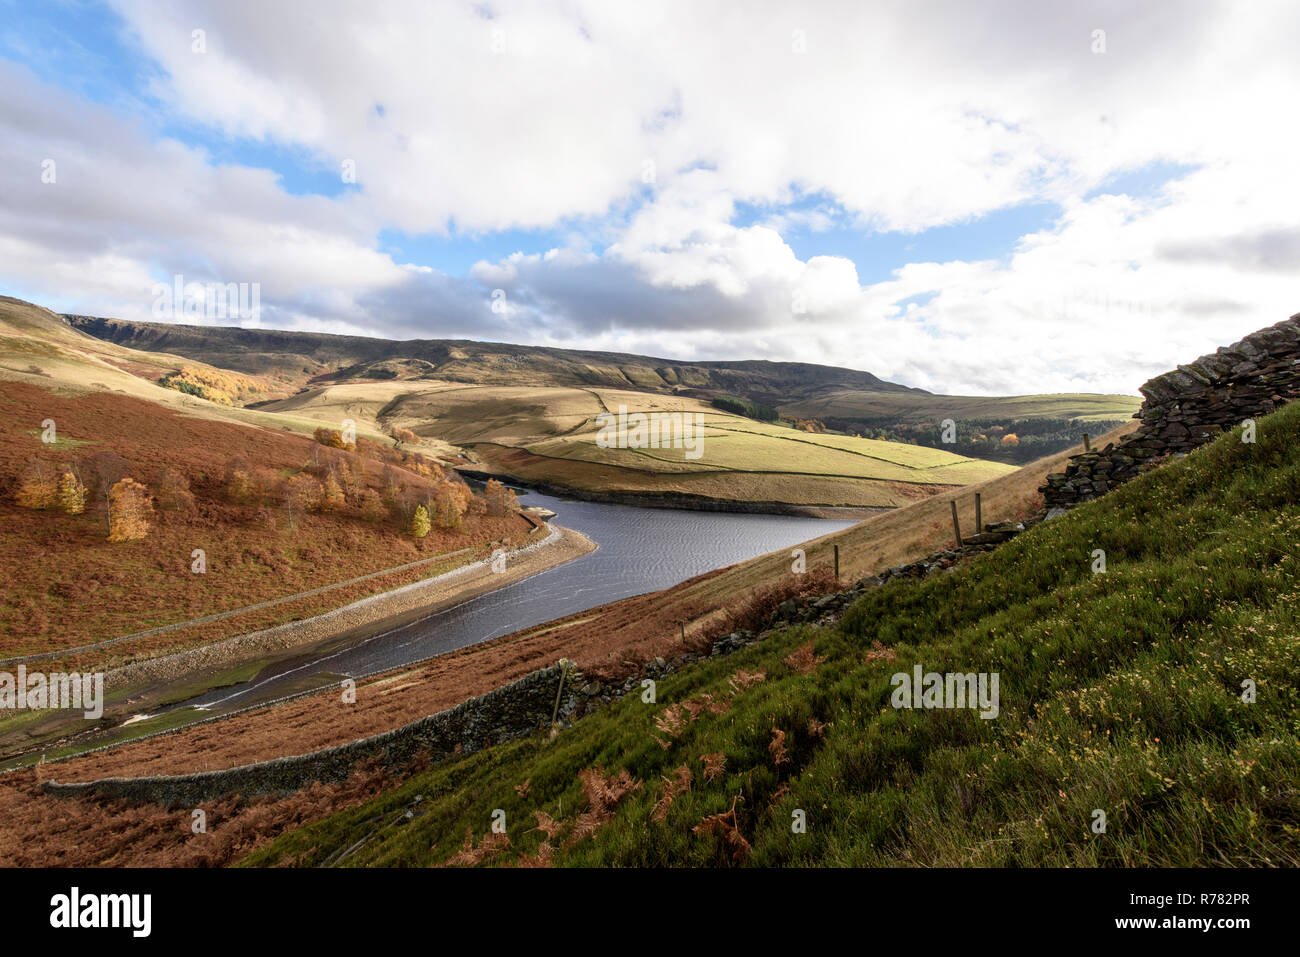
[[156, 468, 195, 514], [58, 470, 88, 515], [15, 461, 59, 509], [435, 482, 466, 529], [320, 475, 345, 512], [484, 478, 518, 516], [107, 478, 153, 542]]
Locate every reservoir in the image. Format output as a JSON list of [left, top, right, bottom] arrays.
[[183, 489, 859, 713]]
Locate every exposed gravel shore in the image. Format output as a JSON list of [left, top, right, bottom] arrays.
[[104, 523, 597, 693]]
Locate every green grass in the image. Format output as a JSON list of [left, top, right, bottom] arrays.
[[528, 411, 1015, 483], [783, 390, 1142, 425], [243, 403, 1300, 867]]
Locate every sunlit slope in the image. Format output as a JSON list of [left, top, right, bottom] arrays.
[[259, 381, 1017, 507], [0, 297, 393, 447], [783, 389, 1141, 424], [247, 401, 1300, 868], [68, 314, 922, 400]]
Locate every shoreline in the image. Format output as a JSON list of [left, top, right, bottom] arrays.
[[456, 466, 893, 519], [0, 523, 597, 760], [104, 522, 597, 694]]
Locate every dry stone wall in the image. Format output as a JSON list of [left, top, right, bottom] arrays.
[[1042, 313, 1300, 508], [42, 662, 580, 807]]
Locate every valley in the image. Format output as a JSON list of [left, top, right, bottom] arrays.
[[3, 292, 1295, 873]]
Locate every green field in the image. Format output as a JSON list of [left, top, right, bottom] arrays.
[[783, 390, 1141, 424], [245, 400, 1300, 867], [529, 409, 1014, 484], [256, 381, 1017, 507]]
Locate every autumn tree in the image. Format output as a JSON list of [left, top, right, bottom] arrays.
[[58, 471, 88, 515], [84, 450, 130, 499], [320, 475, 345, 512], [435, 483, 464, 530], [359, 487, 385, 522], [225, 457, 260, 504], [1001, 433, 1020, 447], [282, 474, 322, 528], [335, 456, 363, 496], [409, 504, 431, 538], [156, 468, 194, 514], [14, 461, 59, 509], [483, 478, 518, 517], [107, 478, 153, 542], [381, 465, 402, 509]]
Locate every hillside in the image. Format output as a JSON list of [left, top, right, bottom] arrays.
[[244, 400, 1300, 867], [13, 416, 1122, 790], [70, 312, 1145, 509], [0, 298, 576, 756], [67, 315, 1140, 467], [65, 314, 922, 403], [783, 390, 1140, 465], [0, 418, 1123, 866], [257, 381, 1017, 510]]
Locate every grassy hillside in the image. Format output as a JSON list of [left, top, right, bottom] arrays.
[[65, 311, 1138, 502], [785, 390, 1141, 424], [67, 314, 922, 403], [246, 401, 1300, 867], [783, 390, 1141, 465], [0, 298, 545, 759], [258, 382, 1016, 509], [0, 298, 403, 449], [18, 423, 1120, 801]]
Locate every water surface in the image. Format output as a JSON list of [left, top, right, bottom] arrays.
[[185, 490, 858, 712]]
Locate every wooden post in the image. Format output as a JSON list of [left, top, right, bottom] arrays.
[[950, 500, 962, 548], [833, 543, 840, 580], [550, 660, 570, 728], [974, 493, 982, 535], [1082, 432, 1091, 451]]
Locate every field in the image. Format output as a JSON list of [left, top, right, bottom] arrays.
[[258, 382, 1018, 508], [244, 400, 1300, 867], [783, 389, 1141, 465], [783, 390, 1142, 424]]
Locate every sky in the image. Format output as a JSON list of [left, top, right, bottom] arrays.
[[1, 0, 1297, 396]]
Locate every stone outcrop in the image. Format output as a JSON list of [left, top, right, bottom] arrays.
[[1041, 313, 1300, 508]]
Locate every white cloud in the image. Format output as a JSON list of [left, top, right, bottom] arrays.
[[0, 0, 1296, 394]]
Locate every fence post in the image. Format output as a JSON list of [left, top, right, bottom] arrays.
[[550, 660, 571, 729], [1083, 432, 1091, 451], [833, 543, 840, 580], [974, 493, 982, 535], [950, 500, 962, 548]]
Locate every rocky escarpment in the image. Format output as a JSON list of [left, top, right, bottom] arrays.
[[1041, 313, 1300, 508]]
